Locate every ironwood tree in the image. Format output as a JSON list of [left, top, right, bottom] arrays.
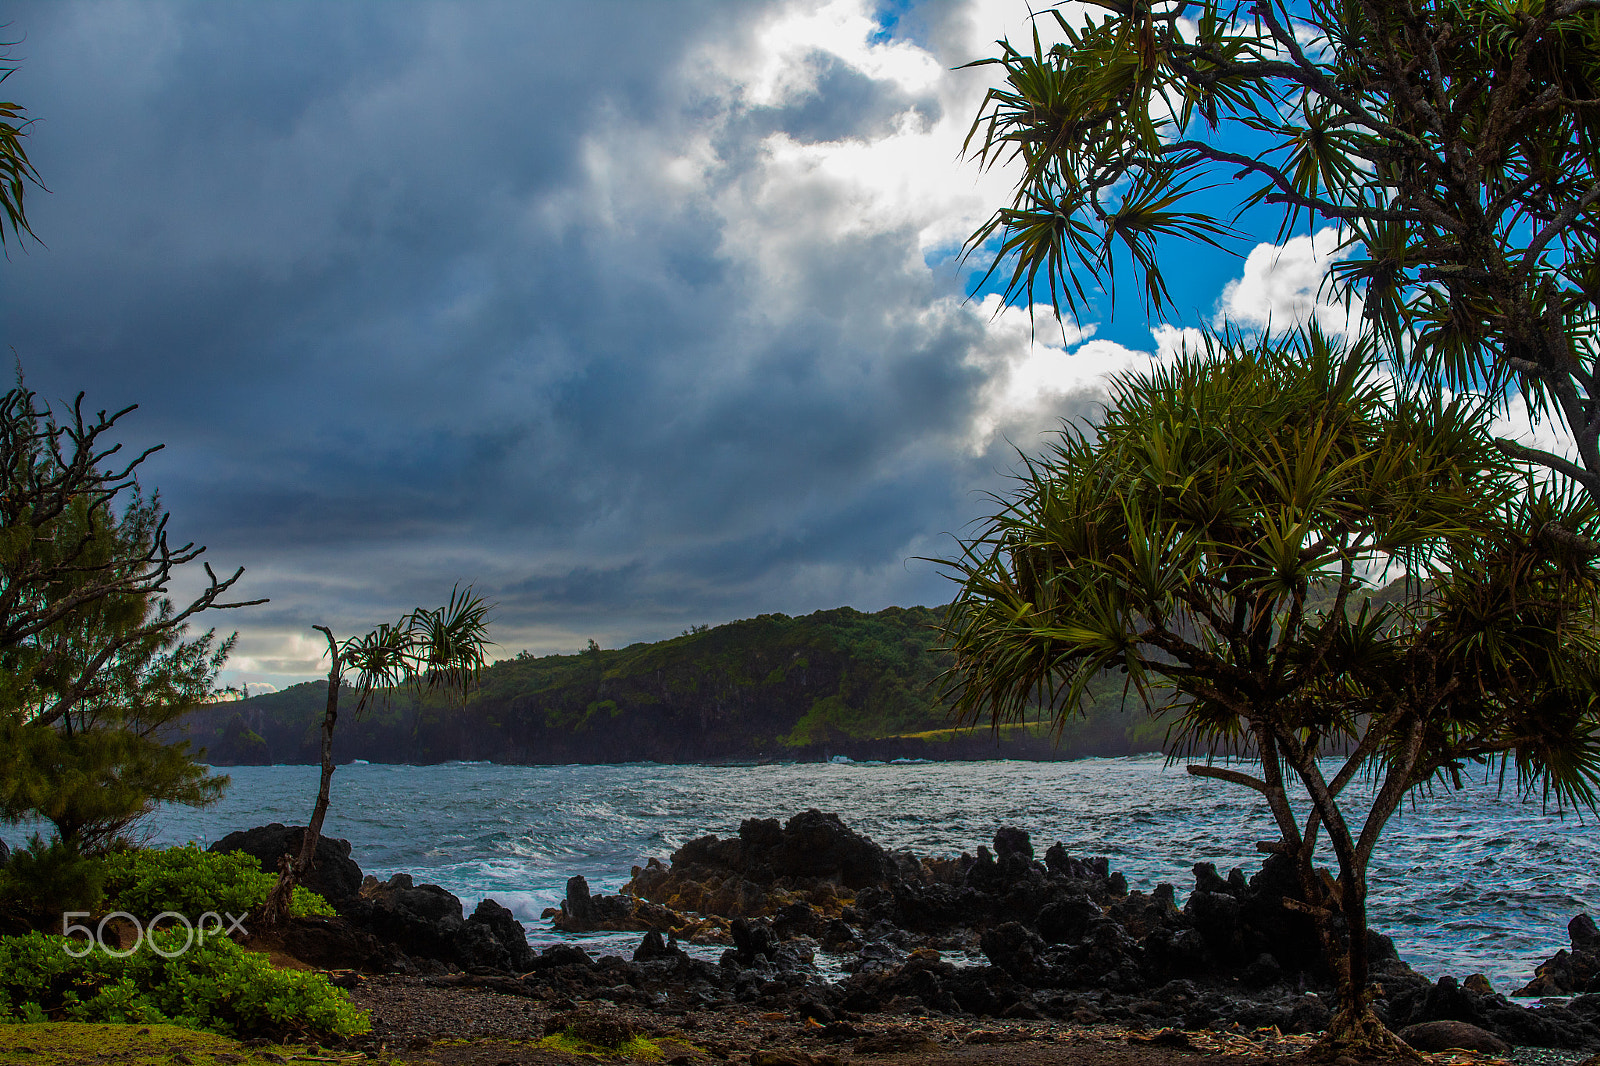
[[963, 0, 1600, 502], [938, 330, 1600, 1057], [0, 388, 263, 856]]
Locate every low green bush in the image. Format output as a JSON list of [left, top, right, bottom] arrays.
[[99, 845, 334, 921], [0, 930, 368, 1039], [0, 836, 106, 923]]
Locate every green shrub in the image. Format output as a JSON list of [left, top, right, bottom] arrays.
[[0, 930, 368, 1039], [99, 845, 334, 921], [0, 835, 105, 923]]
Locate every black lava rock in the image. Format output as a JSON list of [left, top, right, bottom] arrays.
[[211, 823, 365, 904]]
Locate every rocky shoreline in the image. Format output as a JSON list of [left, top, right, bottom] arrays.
[[215, 812, 1600, 1058]]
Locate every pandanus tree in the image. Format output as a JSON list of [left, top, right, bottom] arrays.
[[259, 588, 492, 926], [2, 44, 43, 247], [962, 0, 1600, 504], [938, 329, 1600, 1057]]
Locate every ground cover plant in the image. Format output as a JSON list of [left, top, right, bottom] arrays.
[[0, 1023, 311, 1066], [0, 930, 367, 1040], [98, 844, 334, 922], [0, 842, 333, 933]]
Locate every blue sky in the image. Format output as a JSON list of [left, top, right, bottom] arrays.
[[0, 0, 1489, 689]]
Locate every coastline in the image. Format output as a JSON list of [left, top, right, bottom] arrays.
[[207, 811, 1600, 1059], [125, 759, 1600, 995]]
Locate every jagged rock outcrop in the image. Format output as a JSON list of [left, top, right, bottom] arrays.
[[623, 809, 904, 920], [339, 872, 537, 974], [211, 811, 1600, 1053], [215, 823, 537, 976], [545, 873, 694, 934], [606, 811, 1600, 1050], [1517, 914, 1600, 996]]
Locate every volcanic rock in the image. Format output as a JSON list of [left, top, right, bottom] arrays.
[[545, 873, 691, 933], [211, 824, 364, 904], [624, 809, 898, 920], [1516, 914, 1600, 996], [1400, 1020, 1513, 1053], [337, 872, 535, 973], [257, 914, 404, 972]]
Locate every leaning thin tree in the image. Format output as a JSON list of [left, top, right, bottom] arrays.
[[939, 330, 1600, 1057], [258, 588, 492, 927]]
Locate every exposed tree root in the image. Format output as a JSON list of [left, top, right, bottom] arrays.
[[1304, 1006, 1422, 1063]]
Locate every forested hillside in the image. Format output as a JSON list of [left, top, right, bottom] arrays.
[[182, 605, 1169, 765]]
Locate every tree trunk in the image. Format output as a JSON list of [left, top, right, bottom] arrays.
[[1310, 867, 1420, 1060], [297, 652, 342, 870], [257, 628, 340, 930]]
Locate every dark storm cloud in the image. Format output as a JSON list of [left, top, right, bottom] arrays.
[[1, 0, 1097, 680]]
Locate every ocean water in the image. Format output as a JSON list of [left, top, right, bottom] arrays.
[[53, 756, 1597, 994]]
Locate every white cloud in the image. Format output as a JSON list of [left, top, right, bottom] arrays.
[[1151, 323, 1206, 360], [1490, 393, 1580, 486], [222, 630, 333, 683], [964, 295, 1157, 451], [707, 0, 944, 107], [1216, 226, 1363, 336]]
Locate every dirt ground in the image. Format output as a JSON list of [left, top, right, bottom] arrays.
[[344, 975, 1555, 1066], [1, 979, 1589, 1066]]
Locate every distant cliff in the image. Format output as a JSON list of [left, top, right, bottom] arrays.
[[182, 605, 1167, 765]]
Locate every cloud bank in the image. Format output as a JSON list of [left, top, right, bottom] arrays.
[[1, 1, 1171, 683], [8, 1, 1565, 687]]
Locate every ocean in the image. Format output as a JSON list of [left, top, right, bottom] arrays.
[[53, 755, 1597, 994]]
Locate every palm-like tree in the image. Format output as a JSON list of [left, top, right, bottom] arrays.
[[939, 329, 1600, 1057], [259, 588, 493, 926], [962, 1, 1600, 502], [2, 45, 43, 247]]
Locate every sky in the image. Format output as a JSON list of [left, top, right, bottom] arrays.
[[0, 1, 1567, 690]]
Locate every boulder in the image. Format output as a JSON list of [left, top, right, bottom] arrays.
[[465, 898, 537, 972], [546, 874, 689, 933], [1037, 894, 1102, 946], [623, 809, 894, 920], [1045, 846, 1109, 881], [980, 921, 1049, 982], [263, 914, 406, 973], [727, 916, 780, 966], [340, 873, 534, 973], [634, 929, 684, 961], [526, 942, 594, 971], [1400, 1020, 1512, 1054], [210, 824, 364, 904], [993, 826, 1033, 861], [564, 875, 594, 920], [1576, 914, 1600, 955], [1516, 913, 1600, 996]]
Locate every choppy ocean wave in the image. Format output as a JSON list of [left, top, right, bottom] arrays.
[[97, 756, 1600, 993]]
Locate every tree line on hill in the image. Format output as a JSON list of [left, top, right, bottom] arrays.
[[182, 605, 1171, 766]]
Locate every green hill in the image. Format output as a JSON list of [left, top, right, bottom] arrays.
[[181, 605, 1170, 765]]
